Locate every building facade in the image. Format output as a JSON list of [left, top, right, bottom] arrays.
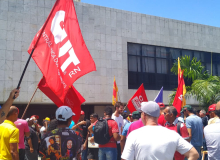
[[0, 0, 220, 120]]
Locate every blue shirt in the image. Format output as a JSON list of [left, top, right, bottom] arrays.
[[122, 122, 132, 136], [186, 115, 203, 147]]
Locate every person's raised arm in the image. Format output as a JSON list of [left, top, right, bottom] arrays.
[[183, 147, 199, 160], [10, 143, 19, 160], [72, 120, 86, 130], [0, 89, 19, 123]]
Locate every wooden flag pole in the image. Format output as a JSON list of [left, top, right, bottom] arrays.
[[21, 86, 38, 119]]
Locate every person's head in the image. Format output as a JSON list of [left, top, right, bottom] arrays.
[[26, 118, 34, 126], [43, 117, 50, 126], [199, 110, 206, 117], [31, 115, 39, 124], [47, 119, 58, 132], [114, 102, 124, 114], [132, 111, 141, 120], [157, 103, 165, 115], [67, 140, 73, 149], [122, 112, 128, 119], [49, 137, 55, 144], [6, 106, 19, 122], [183, 105, 193, 116], [208, 104, 216, 118], [140, 101, 160, 125], [104, 107, 113, 117], [215, 101, 220, 118], [56, 106, 75, 127], [196, 110, 200, 116], [164, 106, 177, 123], [90, 113, 98, 123], [79, 110, 85, 121]]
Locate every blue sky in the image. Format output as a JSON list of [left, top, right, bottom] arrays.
[[81, 0, 220, 27]]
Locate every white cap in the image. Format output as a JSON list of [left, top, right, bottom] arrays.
[[26, 118, 33, 122], [56, 106, 75, 121], [141, 101, 160, 118]]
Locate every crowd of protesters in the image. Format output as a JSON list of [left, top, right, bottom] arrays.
[[0, 89, 220, 160]]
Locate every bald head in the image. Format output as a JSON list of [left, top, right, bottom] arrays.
[[216, 101, 220, 110], [6, 106, 19, 118]]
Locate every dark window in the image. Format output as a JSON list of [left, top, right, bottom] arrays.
[[127, 42, 217, 90]]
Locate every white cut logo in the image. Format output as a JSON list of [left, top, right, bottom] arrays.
[[131, 95, 144, 111], [51, 10, 80, 76]]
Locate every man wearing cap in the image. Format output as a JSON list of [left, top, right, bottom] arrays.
[[121, 101, 199, 160], [72, 110, 91, 160], [184, 105, 203, 160], [207, 104, 219, 125], [204, 101, 220, 160], [157, 102, 167, 126], [39, 106, 82, 160], [25, 117, 39, 160], [164, 106, 190, 160], [121, 111, 140, 154], [40, 117, 50, 139]]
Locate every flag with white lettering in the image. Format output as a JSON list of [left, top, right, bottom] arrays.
[[28, 0, 96, 102], [38, 77, 85, 123], [127, 84, 148, 113]]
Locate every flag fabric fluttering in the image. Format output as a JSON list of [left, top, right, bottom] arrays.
[[178, 57, 186, 107], [28, 0, 96, 102], [38, 77, 85, 123], [173, 71, 184, 116], [154, 86, 163, 103], [112, 76, 118, 106], [127, 84, 148, 113]]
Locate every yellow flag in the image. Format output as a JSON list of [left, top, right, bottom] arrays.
[[178, 58, 186, 107], [112, 76, 118, 105]]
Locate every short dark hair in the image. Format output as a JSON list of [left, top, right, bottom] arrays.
[[122, 113, 128, 119], [57, 117, 72, 126], [104, 107, 113, 116], [47, 119, 58, 132], [167, 106, 177, 117], [6, 107, 19, 118], [215, 110, 220, 117], [114, 102, 124, 110], [90, 113, 98, 119]]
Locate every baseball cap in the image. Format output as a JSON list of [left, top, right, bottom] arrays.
[[26, 118, 33, 122], [157, 102, 165, 108], [31, 115, 39, 119], [141, 101, 160, 118], [81, 110, 85, 115], [208, 104, 216, 113], [183, 105, 193, 111], [43, 117, 50, 121], [56, 106, 75, 121], [132, 111, 141, 119]]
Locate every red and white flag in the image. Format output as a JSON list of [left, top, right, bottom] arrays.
[[38, 77, 85, 123], [28, 0, 96, 102], [173, 71, 184, 116], [127, 84, 148, 113]]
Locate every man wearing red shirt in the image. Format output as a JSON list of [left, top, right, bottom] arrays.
[[157, 103, 166, 126], [164, 106, 190, 160]]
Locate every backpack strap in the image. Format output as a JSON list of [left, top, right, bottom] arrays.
[[176, 121, 182, 136], [105, 118, 113, 139]]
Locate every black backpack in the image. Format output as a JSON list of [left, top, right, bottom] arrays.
[[94, 117, 113, 145]]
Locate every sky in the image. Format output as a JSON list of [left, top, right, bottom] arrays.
[[81, 0, 220, 28]]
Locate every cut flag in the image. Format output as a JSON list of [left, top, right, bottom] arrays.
[[154, 86, 163, 103], [38, 77, 85, 123], [127, 84, 148, 113], [173, 71, 184, 116], [28, 0, 96, 102], [178, 57, 186, 107], [112, 76, 118, 105]]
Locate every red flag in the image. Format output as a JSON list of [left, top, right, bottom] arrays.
[[28, 0, 96, 102], [173, 72, 184, 116], [38, 77, 85, 123], [127, 84, 148, 113]]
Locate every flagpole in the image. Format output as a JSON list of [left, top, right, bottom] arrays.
[[21, 86, 38, 119], [13, 0, 59, 99]]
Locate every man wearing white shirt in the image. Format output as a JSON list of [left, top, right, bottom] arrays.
[[121, 101, 199, 160], [112, 102, 124, 160], [204, 102, 220, 160]]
